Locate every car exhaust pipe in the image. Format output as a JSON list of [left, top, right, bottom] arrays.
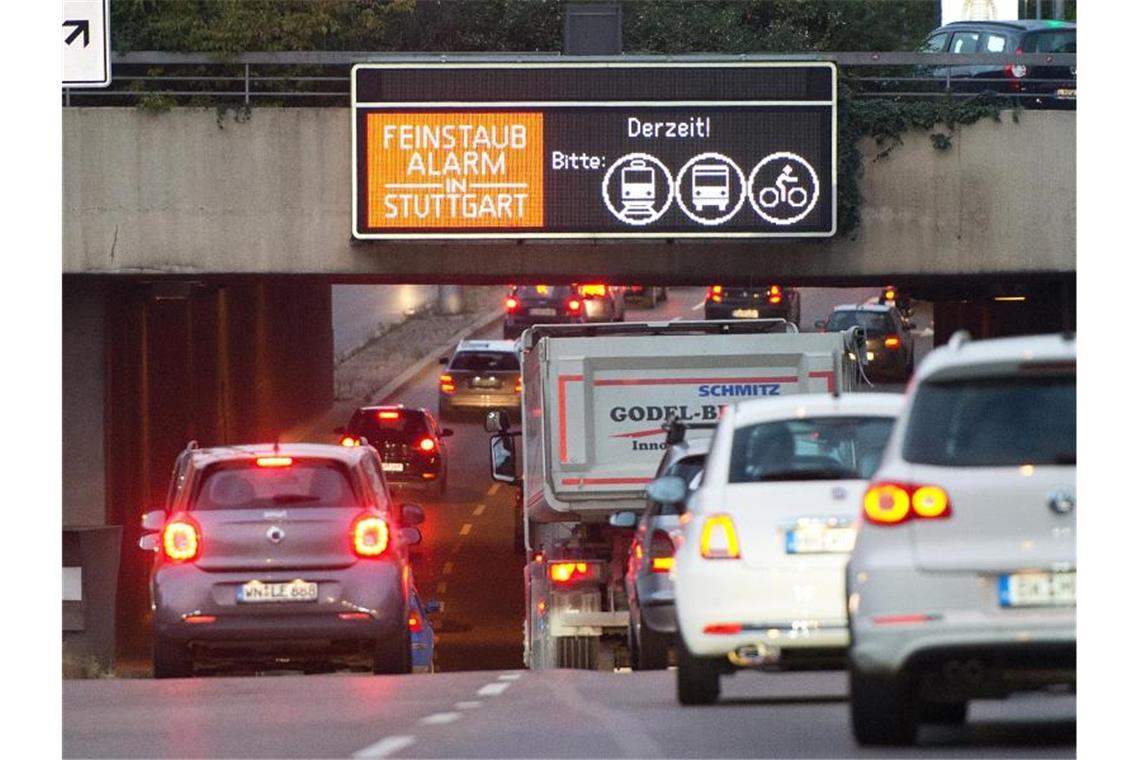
[[728, 643, 781, 667]]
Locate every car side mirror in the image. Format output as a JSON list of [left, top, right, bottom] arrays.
[[814, 319, 827, 330], [608, 511, 638, 528], [399, 526, 422, 546], [439, 428, 455, 438], [646, 475, 687, 505], [400, 503, 426, 526], [489, 433, 519, 484], [424, 600, 443, 614], [485, 409, 511, 433], [138, 533, 160, 552], [140, 510, 166, 532]]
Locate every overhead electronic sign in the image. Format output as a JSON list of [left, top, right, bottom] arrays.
[[352, 61, 836, 239]]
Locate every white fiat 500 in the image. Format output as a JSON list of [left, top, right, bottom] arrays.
[[847, 332, 1076, 746], [668, 392, 903, 705]]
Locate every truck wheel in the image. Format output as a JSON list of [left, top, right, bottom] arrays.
[[637, 623, 670, 671], [372, 625, 412, 675], [849, 666, 918, 745], [556, 636, 598, 670], [152, 636, 193, 679], [676, 638, 720, 705]]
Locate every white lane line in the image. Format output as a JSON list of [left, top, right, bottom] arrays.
[[442, 561, 454, 576], [352, 735, 416, 759], [690, 299, 704, 312], [472, 503, 486, 517], [477, 681, 511, 697], [488, 483, 501, 496], [455, 701, 483, 710], [498, 673, 522, 681], [459, 523, 473, 536], [418, 712, 462, 726], [436, 581, 447, 595]]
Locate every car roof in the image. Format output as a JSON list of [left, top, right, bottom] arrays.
[[932, 19, 1075, 34], [832, 303, 893, 313], [186, 442, 372, 468], [728, 392, 905, 426], [455, 339, 518, 353], [355, 404, 430, 416], [915, 332, 1076, 382]]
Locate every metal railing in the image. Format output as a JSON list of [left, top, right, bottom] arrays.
[[61, 51, 1077, 108]]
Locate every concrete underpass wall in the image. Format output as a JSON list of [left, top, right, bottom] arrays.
[[62, 108, 1075, 281]]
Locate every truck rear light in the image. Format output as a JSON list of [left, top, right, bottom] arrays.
[[579, 284, 608, 298], [549, 561, 603, 584], [352, 514, 390, 557], [418, 437, 436, 453], [650, 529, 675, 572], [339, 435, 359, 447], [567, 298, 583, 314], [699, 514, 741, 559], [163, 520, 200, 562], [703, 623, 743, 635], [883, 335, 901, 349], [707, 285, 724, 303], [439, 374, 455, 394], [256, 456, 293, 468], [768, 285, 782, 304], [515, 377, 522, 393], [505, 296, 519, 312], [863, 482, 952, 525]]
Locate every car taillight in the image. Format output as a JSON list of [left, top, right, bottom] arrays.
[[567, 298, 583, 314], [417, 437, 436, 453], [884, 335, 901, 349], [514, 377, 522, 393], [505, 296, 519, 312], [768, 284, 783, 305], [408, 610, 423, 632], [1005, 47, 1027, 90], [352, 514, 390, 557], [256, 456, 293, 468], [699, 514, 741, 559], [163, 520, 200, 562], [340, 435, 359, 447], [863, 482, 952, 525], [707, 285, 724, 303], [649, 529, 675, 572], [439, 373, 455, 394], [579, 284, 607, 298]]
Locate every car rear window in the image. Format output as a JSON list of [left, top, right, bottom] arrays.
[[1026, 30, 1076, 54], [515, 285, 575, 299], [825, 310, 892, 335], [657, 454, 706, 515], [349, 410, 429, 445], [192, 460, 358, 510], [449, 351, 519, 372], [729, 417, 895, 483], [903, 375, 1075, 467]]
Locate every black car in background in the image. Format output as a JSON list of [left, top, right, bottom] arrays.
[[336, 405, 453, 497], [817, 303, 915, 383], [503, 284, 587, 339], [704, 284, 801, 327], [919, 19, 1075, 108]]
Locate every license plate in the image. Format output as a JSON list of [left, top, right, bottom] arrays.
[[530, 307, 556, 316], [785, 526, 856, 554], [998, 572, 1076, 608], [381, 462, 404, 472], [1055, 88, 1076, 99], [732, 308, 759, 318], [237, 580, 318, 603]]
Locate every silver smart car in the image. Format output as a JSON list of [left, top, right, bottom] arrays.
[[140, 442, 425, 678]]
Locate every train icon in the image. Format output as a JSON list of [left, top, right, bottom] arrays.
[[620, 159, 657, 218]]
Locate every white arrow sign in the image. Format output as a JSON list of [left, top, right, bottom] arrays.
[[63, 0, 111, 88]]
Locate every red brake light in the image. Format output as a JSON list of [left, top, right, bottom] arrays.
[[352, 515, 390, 557], [408, 611, 423, 632], [256, 456, 292, 468], [883, 287, 897, 302], [884, 335, 901, 349], [549, 561, 603, 585], [163, 519, 200, 562], [340, 435, 359, 447], [703, 623, 743, 635], [439, 374, 455, 394], [863, 482, 952, 525], [505, 296, 519, 312], [707, 285, 724, 303], [649, 529, 675, 573], [418, 437, 436, 453], [579, 284, 607, 298], [567, 298, 583, 314], [377, 410, 400, 420]]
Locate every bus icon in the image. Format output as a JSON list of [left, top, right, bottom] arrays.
[[620, 159, 657, 218], [691, 163, 730, 212]]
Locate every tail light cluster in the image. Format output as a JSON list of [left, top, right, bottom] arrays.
[[883, 335, 902, 349], [649, 529, 675, 572], [863, 482, 952, 525], [767, 285, 782, 305], [340, 435, 359, 447], [352, 514, 390, 557], [439, 373, 455, 394], [163, 519, 201, 562], [699, 514, 741, 560], [549, 561, 605, 585], [505, 295, 519, 313], [707, 285, 724, 303], [514, 376, 523, 394], [578, 284, 609, 298], [408, 610, 423, 632], [417, 437, 437, 453], [566, 298, 583, 315]]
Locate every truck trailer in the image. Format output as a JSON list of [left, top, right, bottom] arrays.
[[487, 319, 866, 670]]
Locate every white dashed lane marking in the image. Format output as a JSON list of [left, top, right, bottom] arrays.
[[690, 299, 704, 312], [455, 701, 483, 710], [477, 681, 511, 697], [498, 673, 522, 681], [442, 561, 454, 576], [488, 483, 500, 496], [473, 503, 486, 516], [352, 735, 415, 759], [459, 523, 472, 536], [419, 712, 462, 726]]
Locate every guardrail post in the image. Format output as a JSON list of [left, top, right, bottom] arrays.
[[244, 64, 250, 105], [65, 87, 71, 107]]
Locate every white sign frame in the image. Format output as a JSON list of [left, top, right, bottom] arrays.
[[63, 0, 111, 89]]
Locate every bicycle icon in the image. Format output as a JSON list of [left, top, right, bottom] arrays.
[[757, 164, 810, 210], [747, 151, 820, 226]]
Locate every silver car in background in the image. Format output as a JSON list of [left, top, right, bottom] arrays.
[[847, 332, 1076, 745]]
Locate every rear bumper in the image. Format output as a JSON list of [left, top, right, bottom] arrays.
[[704, 302, 791, 321], [441, 393, 520, 412]]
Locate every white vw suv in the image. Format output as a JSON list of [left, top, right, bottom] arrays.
[[670, 392, 903, 705], [847, 332, 1076, 745]]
